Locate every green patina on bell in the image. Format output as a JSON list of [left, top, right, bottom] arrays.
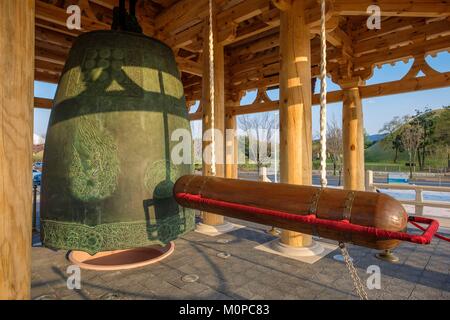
[[40, 30, 194, 255]]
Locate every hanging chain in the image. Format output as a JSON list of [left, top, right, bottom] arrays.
[[319, 0, 328, 188], [208, 0, 216, 176], [339, 242, 369, 300], [319, 0, 367, 300]]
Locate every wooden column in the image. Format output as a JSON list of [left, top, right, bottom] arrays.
[[201, 16, 226, 226], [341, 79, 365, 191], [278, 0, 313, 247], [225, 112, 238, 179], [0, 0, 35, 300]]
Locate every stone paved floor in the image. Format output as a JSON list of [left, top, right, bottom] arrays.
[[31, 218, 450, 300]]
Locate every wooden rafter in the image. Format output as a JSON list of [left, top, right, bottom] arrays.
[[31, 0, 450, 115], [334, 0, 450, 17]]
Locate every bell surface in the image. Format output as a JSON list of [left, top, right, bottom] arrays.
[[40, 30, 195, 255]]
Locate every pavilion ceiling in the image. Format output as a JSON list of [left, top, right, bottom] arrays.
[[34, 0, 450, 115]]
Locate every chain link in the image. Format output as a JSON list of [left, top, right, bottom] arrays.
[[339, 242, 369, 300]]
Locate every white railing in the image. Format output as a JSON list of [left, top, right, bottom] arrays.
[[365, 170, 450, 227], [259, 167, 272, 183]]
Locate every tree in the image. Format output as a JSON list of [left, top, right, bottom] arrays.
[[391, 134, 404, 163], [401, 121, 424, 178], [379, 116, 403, 137], [326, 117, 343, 176], [379, 116, 406, 163], [238, 112, 278, 172], [434, 106, 450, 144], [414, 108, 436, 170]]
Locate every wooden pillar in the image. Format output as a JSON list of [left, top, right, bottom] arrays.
[[0, 0, 35, 300], [201, 15, 226, 226], [278, 0, 313, 247], [225, 112, 238, 179], [341, 79, 365, 191]]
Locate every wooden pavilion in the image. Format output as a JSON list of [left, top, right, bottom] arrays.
[[1, 0, 449, 299]]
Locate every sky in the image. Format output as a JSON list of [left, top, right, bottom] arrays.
[[34, 52, 450, 138]]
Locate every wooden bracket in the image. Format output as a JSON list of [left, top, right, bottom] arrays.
[[272, 0, 293, 11]]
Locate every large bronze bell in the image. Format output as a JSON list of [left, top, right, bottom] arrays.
[[40, 30, 194, 255]]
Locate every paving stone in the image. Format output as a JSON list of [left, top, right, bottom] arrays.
[[31, 219, 450, 300], [221, 273, 250, 287], [409, 284, 444, 300], [260, 287, 289, 300], [231, 286, 259, 300], [31, 282, 57, 300], [331, 277, 357, 293], [315, 288, 352, 300], [235, 280, 273, 299], [151, 282, 193, 299], [383, 284, 414, 298], [180, 281, 212, 295], [81, 282, 115, 299], [374, 292, 408, 300], [61, 294, 89, 300], [196, 288, 234, 300]]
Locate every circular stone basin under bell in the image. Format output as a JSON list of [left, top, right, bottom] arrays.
[[68, 242, 174, 271]]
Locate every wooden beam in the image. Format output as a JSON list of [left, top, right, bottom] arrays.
[[334, 0, 450, 17], [35, 47, 66, 66], [355, 34, 450, 68], [225, 71, 450, 116], [89, 0, 116, 10], [35, 27, 74, 48], [36, 18, 82, 37], [155, 0, 207, 35], [217, 0, 271, 25], [228, 9, 280, 43], [35, 39, 70, 56], [35, 70, 60, 84], [272, 0, 292, 11], [231, 33, 279, 57], [188, 112, 202, 120], [226, 90, 344, 116], [34, 71, 450, 113], [229, 100, 279, 115], [360, 71, 450, 96], [164, 22, 203, 49], [177, 57, 203, 76], [35, 59, 64, 75], [352, 17, 424, 42], [36, 0, 110, 32], [34, 97, 53, 109], [354, 19, 450, 55]]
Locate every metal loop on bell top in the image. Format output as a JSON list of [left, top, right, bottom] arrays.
[[112, 0, 142, 34]]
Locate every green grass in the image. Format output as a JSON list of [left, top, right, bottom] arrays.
[[365, 141, 408, 163]]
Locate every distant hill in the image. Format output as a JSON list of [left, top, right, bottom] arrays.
[[367, 133, 387, 143], [365, 139, 408, 163], [365, 107, 450, 168]]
